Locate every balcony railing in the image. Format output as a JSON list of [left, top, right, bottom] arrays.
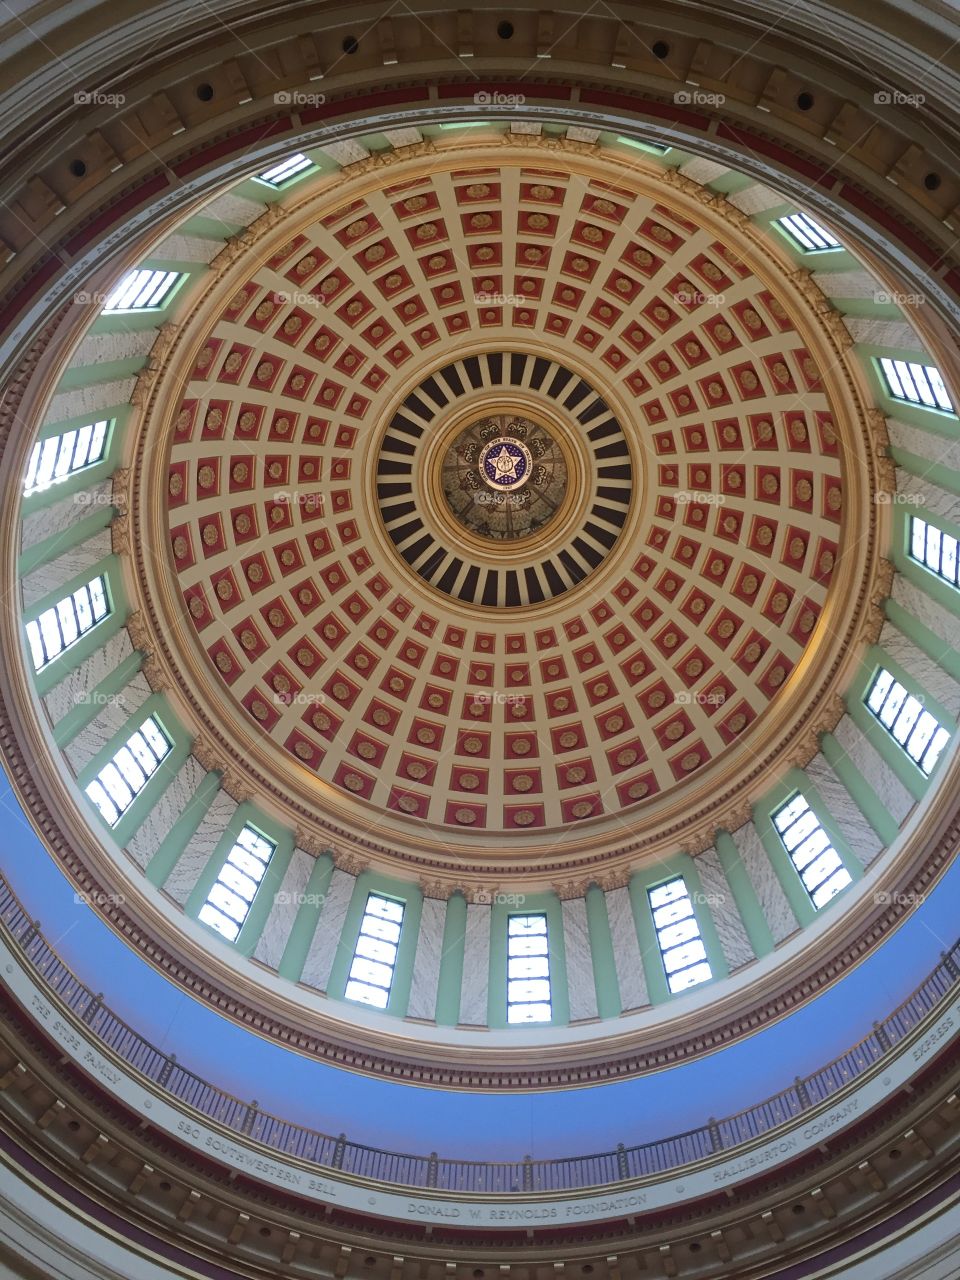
[[1, 873, 957, 1194]]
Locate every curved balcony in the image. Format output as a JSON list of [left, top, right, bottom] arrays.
[[2, 870, 957, 1199]]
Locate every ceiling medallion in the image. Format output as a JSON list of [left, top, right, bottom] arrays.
[[442, 414, 566, 542], [478, 432, 534, 493], [377, 352, 633, 607]]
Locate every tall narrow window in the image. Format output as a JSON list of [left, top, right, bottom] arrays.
[[772, 793, 852, 908], [198, 825, 276, 942], [879, 358, 954, 412], [85, 715, 171, 826], [909, 516, 960, 588], [506, 914, 552, 1023], [101, 269, 184, 313], [24, 420, 110, 495], [254, 153, 315, 187], [776, 212, 841, 252], [865, 668, 950, 776], [648, 878, 712, 994], [345, 894, 404, 1009], [25, 574, 110, 671]]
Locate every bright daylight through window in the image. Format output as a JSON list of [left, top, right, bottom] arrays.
[[865, 668, 950, 776], [198, 825, 277, 942], [879, 358, 954, 412], [255, 153, 315, 187], [23, 420, 110, 495], [910, 516, 960, 588], [772, 793, 852, 908], [345, 894, 405, 1009], [507, 914, 552, 1023], [25, 575, 110, 671], [85, 715, 171, 826], [101, 269, 184, 313], [648, 878, 712, 994], [776, 211, 841, 252]]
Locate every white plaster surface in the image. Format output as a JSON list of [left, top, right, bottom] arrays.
[[804, 753, 884, 867], [695, 847, 755, 969], [126, 756, 210, 870], [894, 469, 960, 526], [729, 182, 783, 214], [21, 527, 112, 608], [62, 671, 152, 773], [44, 379, 136, 426], [879, 619, 960, 717], [42, 628, 133, 725]]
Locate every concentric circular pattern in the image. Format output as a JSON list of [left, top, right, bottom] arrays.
[[159, 154, 847, 841], [479, 433, 535, 494], [379, 352, 631, 601], [445, 412, 565, 539], [445, 416, 562, 539]]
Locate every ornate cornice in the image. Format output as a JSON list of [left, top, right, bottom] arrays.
[[294, 828, 331, 859], [862, 559, 898, 646], [418, 879, 459, 901], [330, 849, 369, 878], [553, 877, 595, 900], [109, 512, 130, 556], [190, 735, 224, 776]]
